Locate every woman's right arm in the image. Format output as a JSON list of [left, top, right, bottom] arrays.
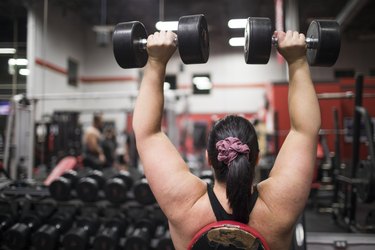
[[259, 31, 321, 229]]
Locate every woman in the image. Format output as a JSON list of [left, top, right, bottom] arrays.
[[133, 30, 321, 249]]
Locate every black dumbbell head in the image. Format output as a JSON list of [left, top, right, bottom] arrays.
[[63, 227, 89, 250], [178, 14, 210, 64], [306, 20, 341, 66], [244, 17, 273, 64], [133, 178, 156, 205], [33, 224, 59, 250], [76, 177, 100, 202], [113, 21, 148, 69], [104, 171, 133, 204], [49, 176, 73, 201], [4, 223, 30, 250]]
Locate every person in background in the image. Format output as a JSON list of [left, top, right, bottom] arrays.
[[82, 113, 106, 169], [132, 30, 320, 250]]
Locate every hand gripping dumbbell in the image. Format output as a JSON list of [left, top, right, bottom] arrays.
[[133, 177, 156, 205], [104, 170, 134, 204], [92, 213, 129, 250], [32, 208, 76, 250], [62, 216, 100, 250], [113, 14, 209, 69], [49, 169, 80, 201], [125, 219, 156, 249], [244, 17, 341, 66]]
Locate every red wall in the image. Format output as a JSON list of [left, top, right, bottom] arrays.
[[271, 77, 375, 163]]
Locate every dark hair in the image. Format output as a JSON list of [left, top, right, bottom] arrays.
[[207, 115, 259, 224]]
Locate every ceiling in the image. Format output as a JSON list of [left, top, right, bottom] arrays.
[[1, 0, 375, 53]]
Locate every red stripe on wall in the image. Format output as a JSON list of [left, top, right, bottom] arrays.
[[179, 83, 269, 89], [35, 58, 67, 75], [80, 76, 137, 83], [35, 58, 137, 83]]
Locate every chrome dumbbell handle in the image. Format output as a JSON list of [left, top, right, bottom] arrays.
[[271, 36, 319, 49]]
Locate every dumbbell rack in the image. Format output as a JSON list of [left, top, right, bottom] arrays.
[[0, 171, 175, 250]]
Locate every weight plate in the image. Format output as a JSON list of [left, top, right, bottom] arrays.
[[76, 177, 99, 202], [133, 179, 156, 205], [244, 17, 273, 64], [178, 14, 209, 64], [104, 178, 128, 204], [357, 160, 375, 203], [49, 177, 72, 201], [306, 20, 341, 66], [113, 21, 148, 69]]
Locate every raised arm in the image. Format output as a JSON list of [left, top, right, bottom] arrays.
[[132, 31, 206, 221], [260, 31, 321, 227]]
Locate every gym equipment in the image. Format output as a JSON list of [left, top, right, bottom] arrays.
[[62, 216, 100, 250], [92, 214, 128, 250], [3, 204, 55, 250], [76, 169, 107, 202], [154, 224, 174, 250], [44, 156, 77, 186], [125, 219, 156, 249], [291, 213, 306, 250], [32, 208, 76, 250], [133, 177, 156, 205], [188, 220, 270, 250], [49, 169, 79, 201], [113, 14, 209, 68], [104, 170, 133, 204], [244, 17, 340, 66], [357, 160, 375, 203]]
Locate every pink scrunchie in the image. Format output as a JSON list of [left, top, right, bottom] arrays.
[[216, 137, 250, 166]]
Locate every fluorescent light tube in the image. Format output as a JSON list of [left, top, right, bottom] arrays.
[[228, 19, 247, 29], [229, 37, 245, 47], [155, 21, 178, 31]]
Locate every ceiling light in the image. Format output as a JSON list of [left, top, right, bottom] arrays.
[[228, 19, 247, 29], [19, 69, 30, 76], [193, 76, 212, 90], [8, 58, 28, 66], [229, 37, 245, 47], [155, 21, 178, 31], [0, 48, 16, 54]]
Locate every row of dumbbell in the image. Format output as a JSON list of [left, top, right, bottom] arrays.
[[0, 201, 173, 250], [49, 168, 156, 205]]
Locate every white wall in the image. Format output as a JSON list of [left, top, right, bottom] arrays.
[[27, 2, 375, 123]]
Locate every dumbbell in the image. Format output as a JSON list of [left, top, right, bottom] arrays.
[[244, 17, 341, 66], [49, 169, 79, 201], [32, 209, 75, 250], [4, 213, 43, 250], [0, 213, 16, 238], [76, 169, 108, 202], [93, 214, 129, 250], [154, 226, 174, 250], [125, 219, 156, 249], [104, 170, 134, 204], [113, 14, 209, 69], [63, 216, 100, 250], [133, 177, 156, 205]]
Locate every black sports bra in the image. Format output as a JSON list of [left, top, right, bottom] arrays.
[[207, 183, 258, 221]]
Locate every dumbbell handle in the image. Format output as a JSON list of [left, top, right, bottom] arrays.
[[272, 36, 319, 49], [137, 37, 178, 50]]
